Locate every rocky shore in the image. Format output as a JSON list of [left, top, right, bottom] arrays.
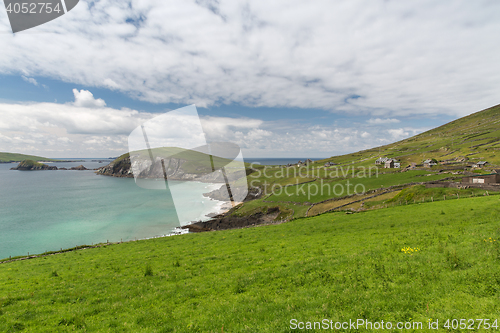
[[182, 205, 282, 232]]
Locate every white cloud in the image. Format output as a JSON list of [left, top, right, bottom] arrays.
[[72, 89, 107, 108], [21, 76, 38, 86], [368, 118, 400, 125], [0, 90, 156, 156], [387, 127, 428, 141], [388, 128, 408, 140], [201, 116, 263, 141], [0, 1, 499, 118], [0, 89, 430, 157]]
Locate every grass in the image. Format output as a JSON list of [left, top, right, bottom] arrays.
[[266, 170, 451, 203], [306, 192, 386, 216], [1, 195, 500, 332], [232, 199, 310, 220]]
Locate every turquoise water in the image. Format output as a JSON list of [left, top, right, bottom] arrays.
[[0, 161, 222, 259]]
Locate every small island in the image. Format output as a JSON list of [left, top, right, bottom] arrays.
[[10, 160, 58, 171]]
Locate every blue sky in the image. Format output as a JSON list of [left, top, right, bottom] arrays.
[[0, 0, 499, 158]]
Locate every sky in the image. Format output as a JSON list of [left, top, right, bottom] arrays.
[[0, 0, 500, 158]]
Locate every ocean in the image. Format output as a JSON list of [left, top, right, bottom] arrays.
[[0, 157, 322, 259], [0, 160, 222, 259]]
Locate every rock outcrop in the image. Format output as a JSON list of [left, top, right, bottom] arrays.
[[95, 155, 132, 177], [70, 165, 88, 171], [182, 206, 281, 232]]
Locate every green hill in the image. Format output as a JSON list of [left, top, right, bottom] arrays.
[[230, 104, 500, 221], [0, 152, 57, 163], [319, 103, 500, 167]]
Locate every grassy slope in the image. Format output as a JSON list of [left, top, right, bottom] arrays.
[[0, 153, 57, 163], [1, 196, 499, 332], [235, 104, 500, 219]]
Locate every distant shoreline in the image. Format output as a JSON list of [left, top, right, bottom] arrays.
[[1, 160, 84, 164]]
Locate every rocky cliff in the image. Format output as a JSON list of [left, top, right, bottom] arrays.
[[95, 153, 240, 183]]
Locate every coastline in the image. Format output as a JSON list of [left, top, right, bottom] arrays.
[[0, 160, 251, 259]]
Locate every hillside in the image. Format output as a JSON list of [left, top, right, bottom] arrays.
[[0, 152, 57, 163], [319, 103, 500, 167], [1, 195, 499, 331]]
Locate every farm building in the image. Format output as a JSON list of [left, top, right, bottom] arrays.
[[384, 160, 394, 168], [384, 159, 400, 168], [324, 162, 336, 167], [375, 157, 388, 165], [376, 157, 399, 168], [461, 173, 500, 184], [423, 159, 437, 167], [473, 161, 488, 168]]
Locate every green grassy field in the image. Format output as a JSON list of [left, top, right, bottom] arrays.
[[1, 195, 499, 332]]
